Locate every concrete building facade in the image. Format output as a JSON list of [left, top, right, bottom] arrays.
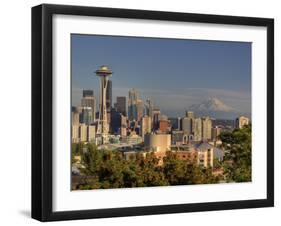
[[144, 133, 171, 152]]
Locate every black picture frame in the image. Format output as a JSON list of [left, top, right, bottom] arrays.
[[32, 4, 274, 222]]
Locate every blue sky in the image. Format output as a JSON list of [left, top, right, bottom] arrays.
[[71, 34, 251, 117]]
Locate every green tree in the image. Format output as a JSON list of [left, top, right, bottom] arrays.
[[71, 143, 83, 163], [74, 143, 220, 190], [220, 125, 252, 182], [139, 152, 169, 187], [163, 152, 189, 185], [163, 152, 218, 185]]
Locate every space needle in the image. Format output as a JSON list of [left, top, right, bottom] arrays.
[[95, 65, 112, 145]]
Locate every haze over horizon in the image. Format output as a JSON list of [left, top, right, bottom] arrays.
[[71, 34, 251, 118]]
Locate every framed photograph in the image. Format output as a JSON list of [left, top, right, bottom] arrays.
[[32, 4, 274, 221]]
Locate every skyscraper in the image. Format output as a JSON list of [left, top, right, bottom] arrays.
[[87, 125, 96, 143], [71, 107, 80, 126], [81, 107, 93, 125], [178, 117, 181, 130], [181, 111, 194, 135], [79, 124, 88, 142], [120, 115, 127, 137], [72, 125, 79, 143], [83, 90, 94, 98], [81, 90, 96, 122], [193, 118, 202, 141], [116, 96, 126, 116], [181, 117, 192, 135], [141, 115, 151, 139], [211, 126, 222, 141], [202, 117, 212, 140], [152, 108, 161, 130], [71, 107, 80, 143], [136, 99, 144, 121], [128, 88, 139, 121], [145, 98, 153, 117], [110, 108, 127, 136], [168, 117, 180, 130]]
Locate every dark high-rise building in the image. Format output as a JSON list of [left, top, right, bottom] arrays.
[[145, 99, 153, 118], [83, 90, 94, 98], [152, 108, 161, 130], [106, 80, 112, 112], [128, 88, 139, 121], [169, 117, 181, 130], [110, 108, 127, 136], [116, 96, 126, 116]]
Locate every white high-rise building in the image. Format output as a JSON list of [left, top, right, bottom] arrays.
[[181, 111, 195, 136], [71, 108, 80, 126], [235, 116, 250, 129], [181, 117, 192, 135], [72, 124, 96, 143], [193, 118, 202, 141], [72, 125, 79, 143], [79, 124, 88, 142], [87, 125, 96, 143], [202, 117, 212, 140]]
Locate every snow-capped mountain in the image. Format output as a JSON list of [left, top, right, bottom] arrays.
[[190, 97, 235, 112], [189, 98, 238, 119]]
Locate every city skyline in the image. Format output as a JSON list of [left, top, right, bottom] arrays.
[[71, 36, 252, 190], [71, 34, 251, 118]]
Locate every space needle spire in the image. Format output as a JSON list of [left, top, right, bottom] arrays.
[[95, 65, 113, 145]]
